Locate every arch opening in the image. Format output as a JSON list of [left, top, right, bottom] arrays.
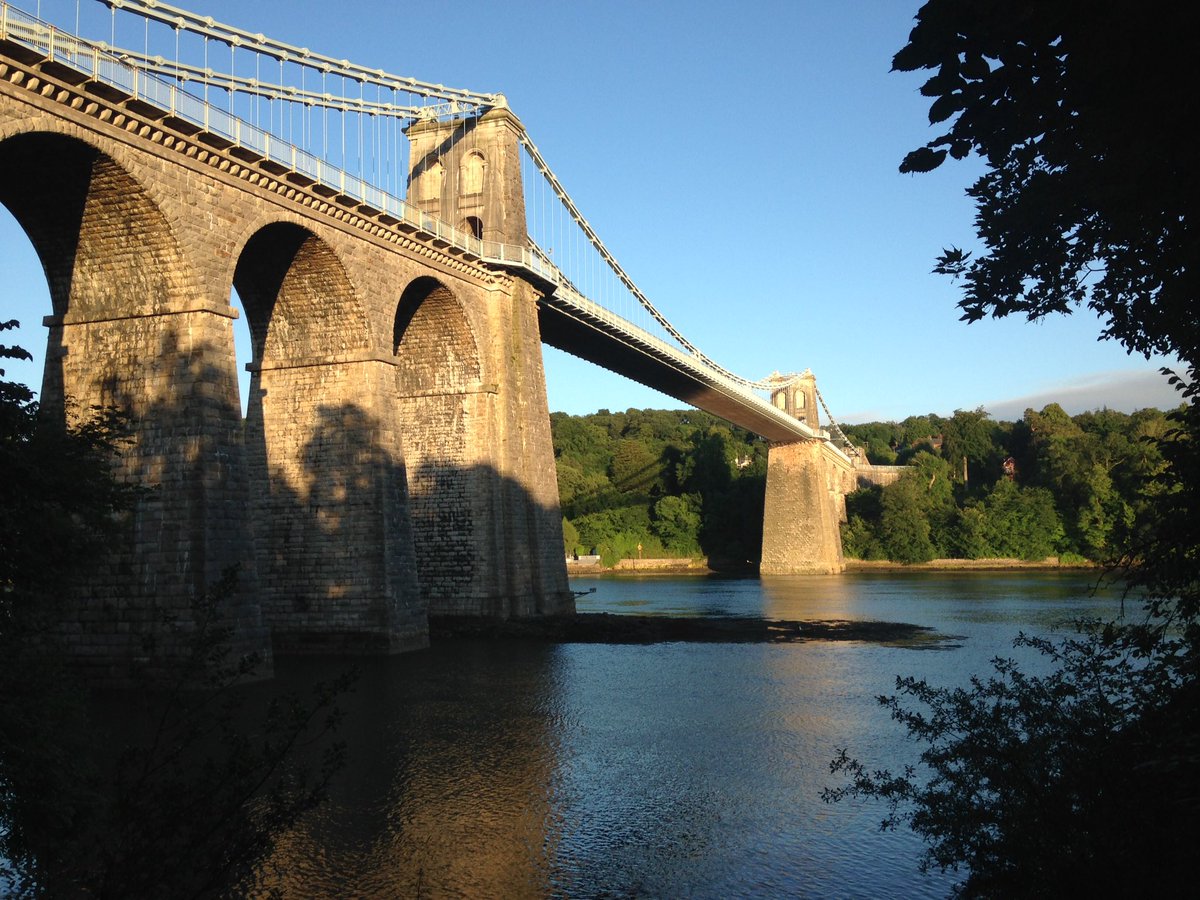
[[231, 222, 390, 636], [0, 131, 196, 417], [394, 276, 481, 390], [393, 276, 482, 613], [0, 204, 51, 401], [231, 221, 371, 414], [0, 128, 227, 425], [461, 216, 484, 240]]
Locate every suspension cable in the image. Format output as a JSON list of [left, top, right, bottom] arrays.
[[815, 386, 860, 456], [100, 0, 499, 107], [90, 0, 853, 435]]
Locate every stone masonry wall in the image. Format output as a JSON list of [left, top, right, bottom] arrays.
[[394, 278, 482, 615], [0, 121, 267, 680], [760, 440, 846, 575], [0, 49, 572, 675]]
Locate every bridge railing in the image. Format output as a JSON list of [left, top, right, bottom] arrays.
[[2, 1, 842, 447], [481, 245, 830, 442], [551, 282, 829, 442], [0, 1, 492, 261]]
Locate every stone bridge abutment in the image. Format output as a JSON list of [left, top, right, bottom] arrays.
[[0, 52, 571, 680]]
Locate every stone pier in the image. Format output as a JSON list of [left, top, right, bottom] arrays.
[[760, 440, 847, 575]]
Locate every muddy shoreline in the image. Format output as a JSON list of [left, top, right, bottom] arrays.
[[430, 613, 951, 647]]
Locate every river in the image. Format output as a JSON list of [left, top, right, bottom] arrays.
[[249, 570, 1124, 898]]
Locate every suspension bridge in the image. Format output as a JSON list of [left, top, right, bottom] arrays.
[[0, 0, 879, 678]]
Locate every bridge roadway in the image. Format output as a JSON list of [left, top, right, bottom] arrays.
[[485, 247, 832, 444], [538, 290, 814, 443], [0, 2, 831, 448]]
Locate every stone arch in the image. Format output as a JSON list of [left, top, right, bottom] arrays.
[[461, 215, 484, 240], [0, 128, 265, 670], [393, 276, 483, 613], [393, 276, 481, 389], [460, 150, 486, 196], [233, 221, 369, 365], [232, 222, 399, 643], [0, 130, 198, 409]]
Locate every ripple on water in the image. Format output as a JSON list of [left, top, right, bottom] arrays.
[[242, 573, 1116, 898]]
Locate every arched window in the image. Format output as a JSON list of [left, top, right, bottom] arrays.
[[461, 216, 483, 239], [424, 160, 445, 201], [460, 151, 485, 196]]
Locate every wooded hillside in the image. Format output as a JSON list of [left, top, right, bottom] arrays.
[[552, 408, 767, 569], [552, 403, 1178, 566]]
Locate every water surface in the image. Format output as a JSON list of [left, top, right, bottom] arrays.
[[250, 571, 1124, 898]]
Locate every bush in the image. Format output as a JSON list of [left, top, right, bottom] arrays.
[[824, 622, 1197, 897]]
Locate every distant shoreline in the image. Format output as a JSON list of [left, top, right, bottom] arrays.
[[843, 557, 1098, 573], [566, 556, 1098, 577]]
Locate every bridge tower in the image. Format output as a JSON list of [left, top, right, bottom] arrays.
[[760, 373, 847, 575], [402, 105, 572, 619], [406, 100, 527, 247], [768, 370, 819, 431]]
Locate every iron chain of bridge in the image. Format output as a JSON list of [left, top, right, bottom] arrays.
[[4, 0, 857, 451]]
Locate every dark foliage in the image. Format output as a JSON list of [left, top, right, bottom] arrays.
[[894, 1, 1200, 368], [824, 3, 1200, 894], [1, 322, 348, 896], [824, 627, 1198, 897]]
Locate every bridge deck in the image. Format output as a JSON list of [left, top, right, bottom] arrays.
[[537, 296, 825, 444], [1, 3, 837, 449]]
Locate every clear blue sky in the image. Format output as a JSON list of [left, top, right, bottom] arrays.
[[1, 0, 1181, 423]]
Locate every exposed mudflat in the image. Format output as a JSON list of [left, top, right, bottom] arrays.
[[429, 613, 955, 648]]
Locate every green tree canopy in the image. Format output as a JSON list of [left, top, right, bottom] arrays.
[[610, 438, 661, 495], [878, 473, 937, 564], [651, 494, 703, 555], [895, 0, 1200, 372]]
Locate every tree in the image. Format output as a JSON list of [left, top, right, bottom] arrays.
[[824, 626, 1198, 897], [940, 408, 1001, 487], [946, 504, 991, 559], [895, 1, 1200, 374], [562, 516, 580, 556], [878, 473, 937, 564], [841, 421, 900, 464], [0, 330, 140, 607], [609, 438, 661, 495], [824, 4, 1200, 891], [650, 494, 702, 555], [841, 485, 884, 560], [979, 479, 1064, 561], [908, 451, 957, 555]]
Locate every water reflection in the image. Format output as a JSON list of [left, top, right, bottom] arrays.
[[244, 573, 1124, 897], [247, 643, 564, 897]]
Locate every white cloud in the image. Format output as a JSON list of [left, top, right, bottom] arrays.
[[834, 369, 1184, 425], [983, 369, 1183, 420]]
